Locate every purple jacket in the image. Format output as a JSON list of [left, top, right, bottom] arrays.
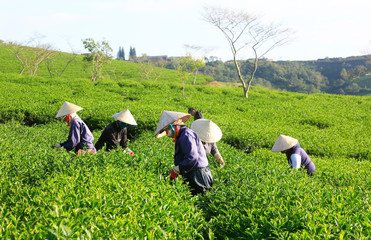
[[286, 143, 315, 175], [61, 118, 95, 152], [174, 127, 209, 174]]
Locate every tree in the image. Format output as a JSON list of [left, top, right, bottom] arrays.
[[190, 57, 205, 85], [345, 83, 361, 94], [348, 65, 367, 78], [177, 55, 193, 97], [3, 41, 27, 74], [82, 38, 113, 81], [3, 39, 56, 76], [44, 51, 78, 78], [129, 46, 137, 61], [183, 45, 207, 84], [117, 46, 125, 60], [340, 68, 348, 80], [134, 54, 165, 81], [203, 6, 292, 98]]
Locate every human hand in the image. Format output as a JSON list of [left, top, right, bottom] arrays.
[[169, 166, 180, 180], [169, 169, 179, 180], [53, 143, 61, 148]]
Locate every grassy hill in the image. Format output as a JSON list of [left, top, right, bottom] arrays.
[[0, 42, 211, 84], [0, 45, 370, 239]]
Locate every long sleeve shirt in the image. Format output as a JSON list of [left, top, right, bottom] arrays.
[[286, 143, 316, 175], [202, 142, 220, 156], [174, 127, 209, 174], [95, 121, 128, 151], [61, 118, 95, 152]]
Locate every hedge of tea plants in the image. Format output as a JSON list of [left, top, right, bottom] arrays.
[[0, 73, 369, 160], [0, 64, 370, 238]]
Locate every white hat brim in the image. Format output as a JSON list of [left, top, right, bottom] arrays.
[[190, 119, 222, 143], [271, 134, 298, 152], [155, 110, 191, 138], [56, 101, 83, 118], [112, 109, 137, 125]]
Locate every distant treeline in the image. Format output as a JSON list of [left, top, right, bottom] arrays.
[[197, 55, 371, 96], [163, 55, 371, 96]]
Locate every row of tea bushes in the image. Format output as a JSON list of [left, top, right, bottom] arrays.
[[1, 122, 369, 238], [1, 73, 369, 160]]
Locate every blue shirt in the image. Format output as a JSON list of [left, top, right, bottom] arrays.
[[61, 118, 95, 152], [174, 127, 209, 174], [286, 143, 316, 175]]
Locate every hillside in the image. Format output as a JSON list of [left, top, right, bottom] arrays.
[[198, 55, 371, 96], [0, 44, 370, 238], [0, 42, 211, 84]]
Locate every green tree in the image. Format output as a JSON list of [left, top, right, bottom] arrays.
[[348, 65, 367, 78], [345, 82, 361, 94], [117, 46, 125, 60], [82, 38, 113, 81], [177, 55, 193, 97], [340, 68, 348, 80], [129, 46, 137, 61], [191, 58, 205, 85]]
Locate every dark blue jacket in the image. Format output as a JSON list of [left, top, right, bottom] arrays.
[[286, 143, 315, 176], [174, 127, 209, 174], [61, 118, 95, 152]]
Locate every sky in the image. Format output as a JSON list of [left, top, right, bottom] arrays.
[[1, 0, 370, 61]]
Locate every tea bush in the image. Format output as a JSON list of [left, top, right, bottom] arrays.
[[0, 61, 370, 238]]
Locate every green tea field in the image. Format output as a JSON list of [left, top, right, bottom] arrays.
[[0, 46, 370, 239]]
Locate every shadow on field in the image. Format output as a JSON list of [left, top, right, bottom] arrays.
[[0, 110, 54, 126]]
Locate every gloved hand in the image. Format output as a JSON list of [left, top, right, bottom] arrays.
[[53, 143, 62, 148], [169, 165, 180, 180], [124, 148, 135, 156], [169, 169, 179, 180], [214, 153, 225, 168]]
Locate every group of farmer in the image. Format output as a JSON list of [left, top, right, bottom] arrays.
[[54, 101, 315, 196]]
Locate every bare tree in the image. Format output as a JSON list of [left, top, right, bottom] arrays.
[[3, 39, 55, 76], [27, 43, 56, 76], [45, 49, 78, 78], [135, 54, 165, 81], [203, 6, 292, 98], [109, 67, 126, 81], [4, 41, 27, 74]]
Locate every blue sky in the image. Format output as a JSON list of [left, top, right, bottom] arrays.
[[1, 0, 370, 61]]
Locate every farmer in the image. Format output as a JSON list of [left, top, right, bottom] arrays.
[[53, 101, 96, 155], [155, 110, 213, 196], [188, 107, 204, 121], [190, 119, 225, 168], [271, 134, 315, 176], [95, 109, 137, 154]]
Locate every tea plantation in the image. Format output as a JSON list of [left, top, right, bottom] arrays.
[[0, 47, 370, 239]]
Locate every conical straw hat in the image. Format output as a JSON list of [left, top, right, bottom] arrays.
[[112, 109, 137, 125], [56, 101, 83, 118], [190, 119, 222, 143], [155, 110, 191, 138], [271, 134, 298, 152]]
